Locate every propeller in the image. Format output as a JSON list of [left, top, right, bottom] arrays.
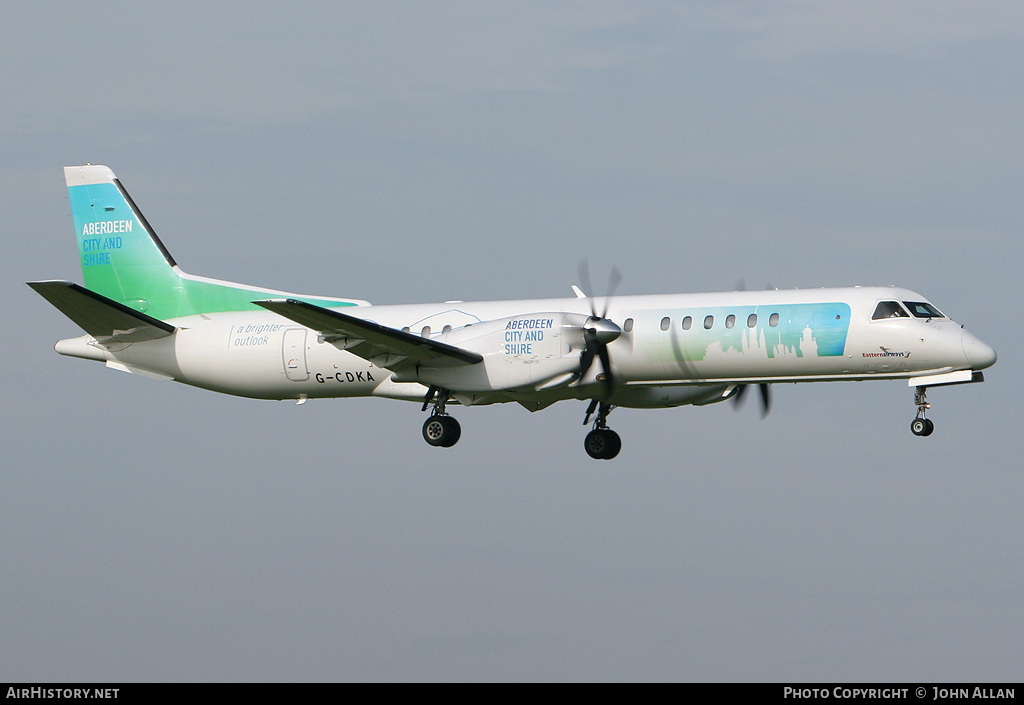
[[576, 260, 622, 395], [577, 259, 621, 320], [731, 382, 771, 419]]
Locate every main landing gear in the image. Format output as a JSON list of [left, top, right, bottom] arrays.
[[583, 399, 621, 460], [911, 386, 935, 437], [418, 388, 622, 459], [421, 386, 461, 448]]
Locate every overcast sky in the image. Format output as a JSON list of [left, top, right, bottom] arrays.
[[2, 1, 1022, 682]]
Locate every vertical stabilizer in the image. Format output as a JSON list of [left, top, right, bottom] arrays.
[[65, 165, 183, 318], [63, 165, 366, 320]]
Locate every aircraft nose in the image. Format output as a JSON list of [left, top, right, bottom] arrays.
[[962, 330, 997, 370]]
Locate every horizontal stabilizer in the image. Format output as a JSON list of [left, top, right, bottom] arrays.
[[255, 299, 483, 369], [28, 280, 176, 344]]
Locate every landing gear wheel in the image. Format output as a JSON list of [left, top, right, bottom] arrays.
[[584, 428, 621, 460], [911, 418, 934, 437], [423, 415, 461, 447], [911, 386, 934, 437]]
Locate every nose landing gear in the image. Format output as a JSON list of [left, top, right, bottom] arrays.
[[911, 386, 935, 437]]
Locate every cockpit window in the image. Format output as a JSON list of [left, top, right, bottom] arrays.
[[872, 301, 909, 320], [903, 301, 944, 319]]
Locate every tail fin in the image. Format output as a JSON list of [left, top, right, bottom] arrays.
[[64, 165, 365, 320], [66, 165, 185, 317]]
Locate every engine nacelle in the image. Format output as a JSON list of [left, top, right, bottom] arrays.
[[400, 312, 590, 392]]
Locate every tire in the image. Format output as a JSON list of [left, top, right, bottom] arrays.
[[911, 418, 929, 436], [584, 429, 621, 460], [584, 429, 607, 459], [602, 430, 621, 459], [423, 416, 461, 447], [439, 416, 461, 447]]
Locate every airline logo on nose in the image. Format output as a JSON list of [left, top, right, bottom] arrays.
[[862, 351, 911, 358]]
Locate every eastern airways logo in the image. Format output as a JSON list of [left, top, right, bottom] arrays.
[[862, 348, 911, 358]]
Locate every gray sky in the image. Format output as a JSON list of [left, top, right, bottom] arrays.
[[2, 1, 1022, 681]]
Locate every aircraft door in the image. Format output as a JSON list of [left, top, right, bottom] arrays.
[[282, 328, 309, 381]]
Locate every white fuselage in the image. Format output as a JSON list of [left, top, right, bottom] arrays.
[[57, 285, 995, 411]]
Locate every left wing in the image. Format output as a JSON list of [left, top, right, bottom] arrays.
[[254, 299, 483, 370]]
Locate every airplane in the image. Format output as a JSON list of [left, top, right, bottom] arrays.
[[30, 164, 997, 459]]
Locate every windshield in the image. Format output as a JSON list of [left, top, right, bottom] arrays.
[[902, 301, 944, 319]]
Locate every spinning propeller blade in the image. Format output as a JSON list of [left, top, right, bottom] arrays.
[[731, 383, 772, 419], [576, 259, 622, 395]]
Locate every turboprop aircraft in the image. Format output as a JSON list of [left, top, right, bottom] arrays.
[[30, 165, 997, 459]]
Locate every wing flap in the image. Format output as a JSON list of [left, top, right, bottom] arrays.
[[254, 299, 482, 369], [28, 281, 176, 343]]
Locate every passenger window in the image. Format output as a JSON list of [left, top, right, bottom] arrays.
[[725, 314, 735, 329], [747, 314, 757, 328], [704, 315, 714, 330], [660, 317, 671, 331], [769, 313, 779, 327], [681, 316, 692, 330], [872, 301, 909, 320], [902, 301, 944, 319], [623, 318, 634, 333]]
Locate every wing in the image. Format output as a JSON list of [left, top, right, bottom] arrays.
[[28, 280, 176, 344], [254, 299, 482, 370]]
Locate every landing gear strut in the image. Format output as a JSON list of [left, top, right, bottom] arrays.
[[911, 386, 935, 437], [421, 386, 461, 447], [583, 399, 621, 460]]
